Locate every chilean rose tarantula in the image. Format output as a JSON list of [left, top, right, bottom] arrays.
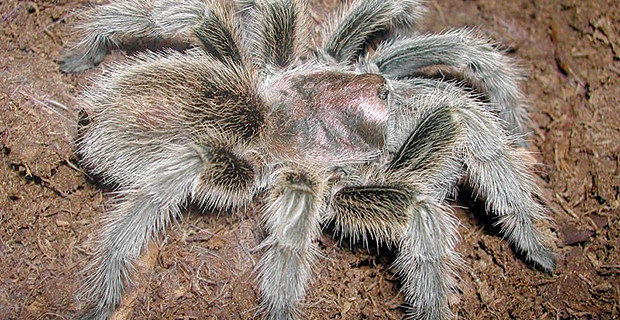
[[60, 0, 555, 319]]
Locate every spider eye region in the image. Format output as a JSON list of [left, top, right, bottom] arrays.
[[269, 71, 389, 162]]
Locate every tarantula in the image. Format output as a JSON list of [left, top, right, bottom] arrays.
[[59, 0, 555, 319]]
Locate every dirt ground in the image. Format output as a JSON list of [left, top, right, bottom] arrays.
[[0, 0, 618, 319]]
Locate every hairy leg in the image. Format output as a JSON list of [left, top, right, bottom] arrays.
[[191, 145, 258, 209], [60, 0, 243, 72], [79, 143, 257, 320], [390, 80, 554, 271], [242, 0, 311, 70], [372, 29, 530, 144], [256, 166, 324, 319], [321, 0, 426, 63], [79, 192, 182, 320], [395, 195, 459, 320], [453, 100, 555, 271], [329, 185, 410, 246], [328, 178, 459, 320]]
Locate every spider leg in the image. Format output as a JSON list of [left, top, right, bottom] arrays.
[[77, 51, 262, 319], [329, 185, 410, 246], [328, 179, 459, 319], [390, 80, 555, 272], [454, 104, 555, 272], [330, 83, 552, 317], [79, 143, 257, 320], [59, 0, 243, 73], [321, 0, 426, 63], [395, 195, 459, 320], [256, 166, 324, 319], [371, 29, 531, 145], [243, 0, 310, 69], [78, 150, 198, 320]]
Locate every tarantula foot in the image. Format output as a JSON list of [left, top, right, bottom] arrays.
[[527, 245, 556, 273], [266, 309, 298, 320], [58, 52, 102, 73], [404, 305, 451, 320], [78, 307, 112, 320]]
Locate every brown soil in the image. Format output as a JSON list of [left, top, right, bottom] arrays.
[[1, 0, 618, 319]]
